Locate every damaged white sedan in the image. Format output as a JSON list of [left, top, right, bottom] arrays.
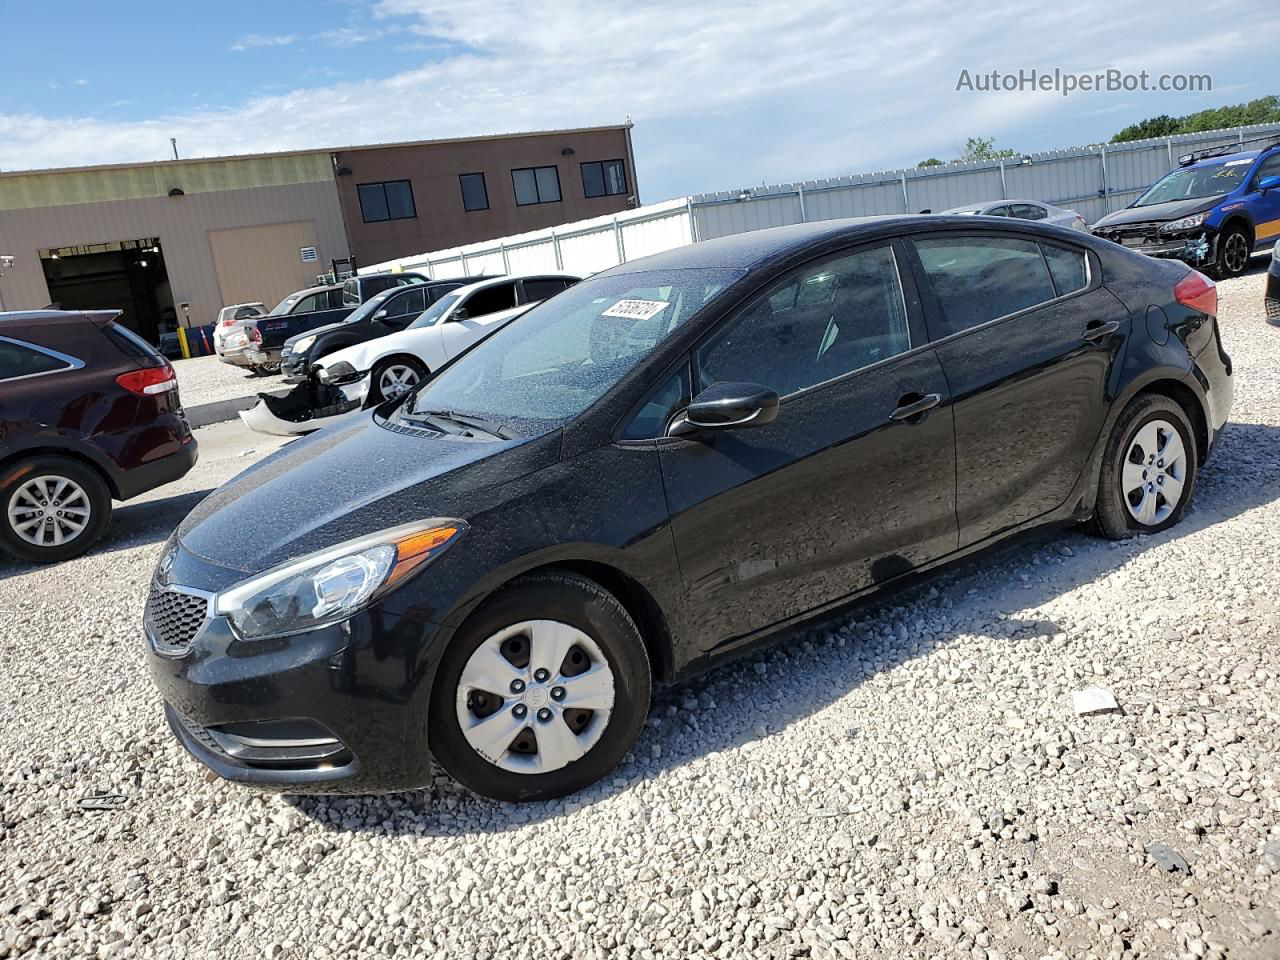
[[240, 274, 580, 436]]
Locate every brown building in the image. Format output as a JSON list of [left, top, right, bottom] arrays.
[[334, 125, 638, 266], [0, 124, 637, 343]]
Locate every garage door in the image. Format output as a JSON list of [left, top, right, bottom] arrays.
[[208, 220, 321, 309]]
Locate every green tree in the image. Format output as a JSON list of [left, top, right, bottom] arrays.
[[917, 157, 944, 168], [960, 137, 1016, 162], [1112, 96, 1280, 142]]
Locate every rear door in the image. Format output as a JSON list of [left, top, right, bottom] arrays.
[[655, 240, 959, 649], [907, 232, 1129, 546]]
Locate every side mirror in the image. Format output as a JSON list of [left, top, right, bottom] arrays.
[[668, 382, 779, 437], [373, 309, 388, 320], [451, 307, 470, 322], [1260, 176, 1280, 192]]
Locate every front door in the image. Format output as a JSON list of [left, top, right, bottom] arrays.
[[907, 232, 1130, 546], [656, 241, 959, 649], [1249, 152, 1280, 250]]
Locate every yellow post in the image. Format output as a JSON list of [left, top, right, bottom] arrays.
[[176, 327, 192, 360]]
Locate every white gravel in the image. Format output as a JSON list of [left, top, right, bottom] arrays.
[[172, 355, 279, 410], [2, 265, 1278, 960]]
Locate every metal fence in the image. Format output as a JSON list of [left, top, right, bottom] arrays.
[[365, 122, 1280, 276]]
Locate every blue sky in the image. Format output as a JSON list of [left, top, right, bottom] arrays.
[[0, 0, 1276, 202]]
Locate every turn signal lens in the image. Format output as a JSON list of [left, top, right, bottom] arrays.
[[387, 525, 463, 585], [117, 364, 177, 396], [1174, 270, 1217, 317]]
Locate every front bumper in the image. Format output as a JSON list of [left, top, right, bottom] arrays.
[[1266, 262, 1280, 326], [280, 348, 309, 383], [1093, 226, 1216, 265], [239, 379, 368, 436], [146, 591, 444, 794]]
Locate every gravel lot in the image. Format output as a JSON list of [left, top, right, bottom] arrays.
[[172, 355, 279, 410], [2, 265, 1278, 960]]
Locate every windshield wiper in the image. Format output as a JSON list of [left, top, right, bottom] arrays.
[[401, 407, 518, 440]]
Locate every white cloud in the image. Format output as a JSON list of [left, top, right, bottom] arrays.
[[314, 26, 386, 47], [230, 33, 297, 52], [2, 0, 1277, 200]]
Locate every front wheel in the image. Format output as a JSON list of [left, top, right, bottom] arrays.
[[0, 456, 113, 563], [251, 361, 281, 377], [1089, 394, 1198, 540], [369, 357, 426, 403], [1212, 227, 1251, 280], [428, 571, 651, 802]]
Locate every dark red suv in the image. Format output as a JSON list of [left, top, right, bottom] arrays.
[[0, 310, 198, 563]]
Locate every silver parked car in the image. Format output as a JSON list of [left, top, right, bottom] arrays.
[[939, 200, 1089, 231]]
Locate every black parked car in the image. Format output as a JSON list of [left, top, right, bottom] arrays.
[[279, 277, 493, 383], [340, 270, 431, 306], [145, 217, 1231, 801], [2, 311, 196, 564]]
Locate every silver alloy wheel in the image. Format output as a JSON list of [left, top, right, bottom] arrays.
[[1222, 232, 1249, 274], [378, 364, 420, 399], [455, 619, 616, 774], [6, 475, 91, 547], [1121, 418, 1187, 526]]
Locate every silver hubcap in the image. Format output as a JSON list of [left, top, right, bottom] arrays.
[[1223, 233, 1248, 273], [456, 620, 615, 774], [378, 365, 419, 399], [7, 475, 91, 547], [1121, 419, 1187, 526]]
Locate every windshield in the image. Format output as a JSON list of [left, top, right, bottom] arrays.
[[268, 294, 302, 316], [1134, 161, 1251, 207], [408, 292, 462, 329], [401, 268, 741, 430], [342, 289, 396, 324]]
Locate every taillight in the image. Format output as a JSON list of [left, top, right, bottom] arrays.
[[249, 326, 262, 344], [1174, 269, 1217, 317], [116, 364, 178, 396], [220, 316, 237, 327]]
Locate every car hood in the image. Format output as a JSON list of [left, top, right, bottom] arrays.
[[176, 414, 562, 574], [1093, 196, 1221, 228], [285, 321, 349, 347]]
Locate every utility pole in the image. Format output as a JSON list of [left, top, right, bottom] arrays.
[[170, 138, 179, 160]]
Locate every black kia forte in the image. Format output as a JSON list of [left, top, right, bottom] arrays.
[[145, 216, 1232, 801]]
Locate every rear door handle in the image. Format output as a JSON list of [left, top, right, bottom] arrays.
[[889, 392, 942, 422], [1081, 320, 1121, 342]]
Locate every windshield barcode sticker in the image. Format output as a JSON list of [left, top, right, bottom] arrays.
[[602, 299, 669, 321]]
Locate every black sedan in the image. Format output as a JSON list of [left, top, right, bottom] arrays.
[[145, 216, 1232, 801]]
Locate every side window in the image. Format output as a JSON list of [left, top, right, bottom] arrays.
[[1042, 244, 1089, 296], [385, 289, 426, 318], [620, 365, 690, 440], [0, 338, 73, 380], [985, 205, 1011, 217], [234, 306, 260, 319], [365, 277, 398, 299], [291, 293, 324, 314], [522, 278, 573, 303], [327, 290, 345, 309], [698, 244, 911, 398], [1255, 153, 1280, 186], [914, 236, 1058, 339], [428, 283, 463, 304], [1011, 204, 1048, 221], [462, 283, 518, 318]]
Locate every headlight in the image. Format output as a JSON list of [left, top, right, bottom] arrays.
[[1160, 213, 1206, 234], [292, 335, 317, 353], [214, 520, 466, 640], [318, 360, 359, 385]]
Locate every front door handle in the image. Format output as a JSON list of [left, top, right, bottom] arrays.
[[1081, 320, 1121, 342], [889, 392, 942, 422]]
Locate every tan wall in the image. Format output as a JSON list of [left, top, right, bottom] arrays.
[[335, 127, 636, 266], [208, 220, 321, 308], [0, 180, 349, 326]]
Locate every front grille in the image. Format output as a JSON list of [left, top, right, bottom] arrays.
[[145, 584, 209, 654]]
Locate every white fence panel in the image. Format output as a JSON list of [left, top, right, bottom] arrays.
[[557, 229, 623, 275], [505, 241, 559, 274], [460, 249, 506, 276]]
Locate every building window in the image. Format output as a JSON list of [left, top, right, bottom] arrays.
[[459, 172, 489, 212], [512, 166, 561, 206], [581, 159, 628, 198], [357, 180, 417, 223]]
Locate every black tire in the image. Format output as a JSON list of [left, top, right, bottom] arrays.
[[251, 362, 281, 377], [1089, 394, 1198, 540], [1211, 226, 1251, 280], [369, 356, 427, 403], [428, 571, 651, 802], [0, 456, 113, 564]]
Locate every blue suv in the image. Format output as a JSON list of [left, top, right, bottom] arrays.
[[1092, 136, 1280, 279]]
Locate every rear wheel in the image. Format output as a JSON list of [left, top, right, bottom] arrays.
[[0, 456, 113, 563], [1089, 394, 1197, 540], [1212, 227, 1251, 280], [251, 361, 281, 376], [370, 357, 426, 403], [428, 571, 651, 802]]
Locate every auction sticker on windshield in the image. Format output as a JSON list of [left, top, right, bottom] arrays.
[[602, 299, 669, 321]]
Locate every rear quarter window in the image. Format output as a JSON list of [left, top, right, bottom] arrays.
[[1042, 244, 1089, 296], [104, 322, 164, 362], [0, 336, 77, 380]]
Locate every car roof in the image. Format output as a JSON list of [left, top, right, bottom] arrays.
[[0, 309, 119, 327], [288, 284, 339, 296], [444, 273, 578, 296], [1191, 149, 1262, 168]]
